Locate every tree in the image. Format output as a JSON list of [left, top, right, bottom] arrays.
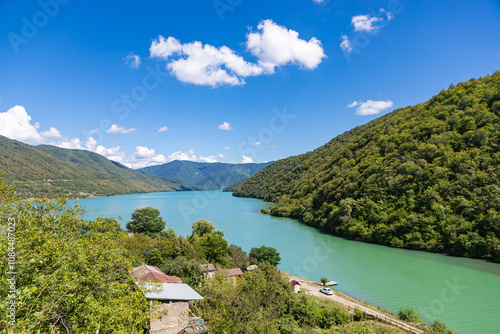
[[126, 206, 166, 237], [249, 245, 281, 266], [320, 277, 329, 286], [227, 244, 249, 270], [194, 233, 229, 265], [0, 195, 156, 332], [397, 307, 421, 323], [190, 219, 215, 239]]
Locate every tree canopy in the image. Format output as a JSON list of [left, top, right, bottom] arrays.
[[249, 245, 281, 266], [126, 206, 166, 237], [235, 72, 500, 262]]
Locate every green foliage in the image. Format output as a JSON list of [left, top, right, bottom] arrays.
[[234, 71, 500, 262], [321, 276, 329, 286], [430, 320, 454, 334], [126, 206, 166, 237], [193, 233, 229, 265], [397, 307, 421, 323], [158, 256, 205, 287], [249, 245, 281, 266], [0, 197, 153, 332], [0, 135, 199, 199], [191, 218, 216, 238], [227, 244, 250, 270]]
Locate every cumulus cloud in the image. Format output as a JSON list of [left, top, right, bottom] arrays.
[[351, 14, 383, 32], [125, 147, 225, 169], [124, 53, 142, 68], [150, 36, 263, 87], [149, 20, 325, 87], [106, 124, 136, 134], [246, 19, 326, 73], [158, 126, 168, 132], [242, 155, 254, 163], [348, 99, 394, 116], [340, 35, 354, 53], [0, 105, 62, 144], [218, 121, 234, 131], [224, 146, 230, 150]]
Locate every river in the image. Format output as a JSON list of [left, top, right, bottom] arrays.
[[70, 190, 500, 334]]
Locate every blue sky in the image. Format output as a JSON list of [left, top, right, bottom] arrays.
[[0, 0, 499, 168]]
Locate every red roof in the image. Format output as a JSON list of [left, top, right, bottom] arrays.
[[131, 264, 182, 284], [218, 268, 244, 277]]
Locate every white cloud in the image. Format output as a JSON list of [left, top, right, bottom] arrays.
[[348, 99, 394, 116], [218, 121, 234, 131], [150, 36, 263, 87], [125, 53, 142, 69], [351, 14, 383, 32], [0, 105, 62, 144], [246, 19, 326, 73], [149, 20, 325, 87], [255, 141, 262, 146], [340, 35, 354, 53], [158, 126, 168, 132], [312, 0, 326, 3], [241, 155, 254, 163], [125, 147, 225, 169], [224, 146, 230, 150], [106, 124, 136, 134]]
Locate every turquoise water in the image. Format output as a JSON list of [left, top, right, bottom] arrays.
[[70, 191, 500, 334]]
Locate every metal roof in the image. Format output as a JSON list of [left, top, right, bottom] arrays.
[[131, 264, 183, 284], [144, 283, 204, 301]]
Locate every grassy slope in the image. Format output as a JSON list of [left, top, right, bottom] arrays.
[[0, 136, 199, 198], [234, 72, 500, 261], [139, 160, 271, 189]]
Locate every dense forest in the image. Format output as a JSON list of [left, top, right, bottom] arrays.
[[234, 72, 500, 262]]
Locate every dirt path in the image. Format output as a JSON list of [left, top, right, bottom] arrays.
[[286, 273, 424, 334]]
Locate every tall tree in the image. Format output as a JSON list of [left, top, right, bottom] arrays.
[[126, 206, 166, 237]]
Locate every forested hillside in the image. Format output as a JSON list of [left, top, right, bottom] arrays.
[[0, 136, 198, 198], [234, 72, 500, 262], [139, 160, 271, 189]]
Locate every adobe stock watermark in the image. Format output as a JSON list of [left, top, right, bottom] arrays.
[[418, 277, 467, 321], [342, 0, 403, 63], [82, 64, 169, 145], [4, 218, 17, 327], [289, 233, 339, 279], [213, 0, 243, 21], [7, 0, 71, 54]]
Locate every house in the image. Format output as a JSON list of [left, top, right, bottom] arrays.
[[217, 268, 244, 282], [132, 264, 183, 284], [132, 264, 203, 334], [199, 263, 216, 278], [144, 283, 204, 334]]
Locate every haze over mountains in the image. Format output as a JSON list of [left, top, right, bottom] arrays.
[[234, 72, 500, 262], [139, 160, 272, 190]]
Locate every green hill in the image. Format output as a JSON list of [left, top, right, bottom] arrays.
[[234, 71, 500, 262], [0, 136, 199, 198], [139, 160, 271, 190]]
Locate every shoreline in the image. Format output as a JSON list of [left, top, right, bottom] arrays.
[[282, 271, 426, 334]]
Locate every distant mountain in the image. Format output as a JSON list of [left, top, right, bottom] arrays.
[[234, 72, 500, 262], [139, 160, 272, 190], [0, 135, 200, 198]]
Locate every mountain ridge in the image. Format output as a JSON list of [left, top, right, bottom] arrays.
[[234, 71, 500, 262]]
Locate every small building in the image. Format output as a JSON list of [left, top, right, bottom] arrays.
[[132, 264, 183, 284], [217, 268, 244, 282], [144, 283, 204, 334], [199, 263, 216, 278]]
